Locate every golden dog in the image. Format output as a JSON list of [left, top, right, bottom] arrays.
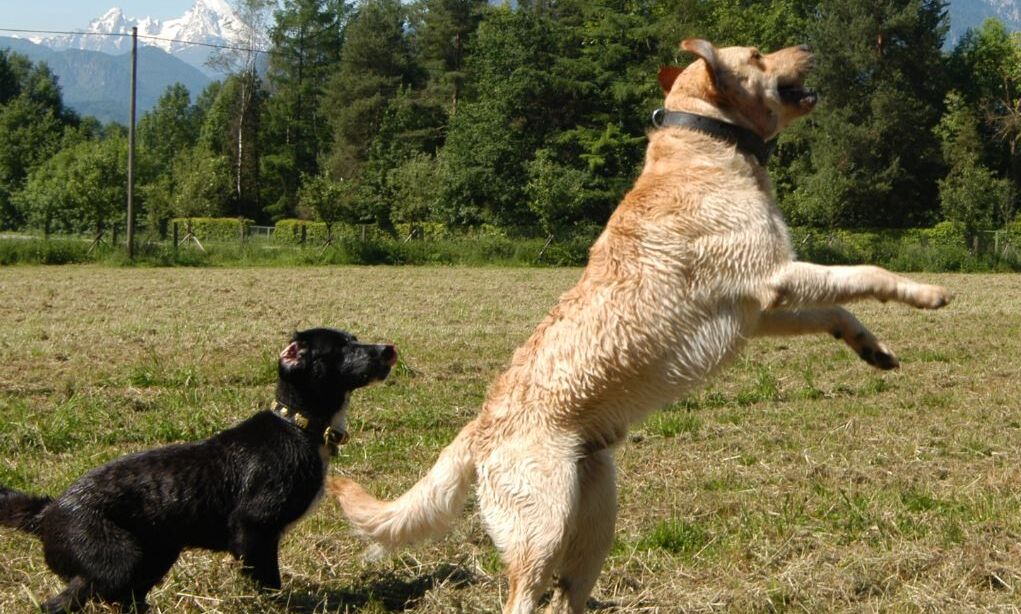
[[329, 39, 951, 613]]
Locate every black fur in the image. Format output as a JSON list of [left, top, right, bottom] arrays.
[[0, 328, 395, 613]]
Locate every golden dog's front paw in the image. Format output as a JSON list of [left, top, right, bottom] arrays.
[[911, 284, 953, 309], [902, 284, 947, 310]]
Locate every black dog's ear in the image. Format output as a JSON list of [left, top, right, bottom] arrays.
[[279, 340, 304, 370]]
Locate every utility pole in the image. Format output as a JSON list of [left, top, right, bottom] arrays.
[[126, 26, 138, 259]]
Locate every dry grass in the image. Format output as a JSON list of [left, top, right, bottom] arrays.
[[0, 266, 1019, 613]]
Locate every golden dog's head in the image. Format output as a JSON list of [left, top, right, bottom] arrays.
[[659, 39, 817, 140]]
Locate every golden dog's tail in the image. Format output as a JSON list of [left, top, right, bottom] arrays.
[[328, 419, 477, 558]]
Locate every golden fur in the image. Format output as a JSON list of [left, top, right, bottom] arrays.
[[328, 39, 951, 614]]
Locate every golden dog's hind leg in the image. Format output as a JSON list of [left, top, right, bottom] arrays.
[[478, 447, 580, 614], [546, 449, 617, 614], [768, 263, 952, 310], [755, 307, 899, 370]]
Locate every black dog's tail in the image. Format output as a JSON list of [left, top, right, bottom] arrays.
[[0, 485, 51, 536]]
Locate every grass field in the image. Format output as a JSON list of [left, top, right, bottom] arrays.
[[0, 266, 1018, 613]]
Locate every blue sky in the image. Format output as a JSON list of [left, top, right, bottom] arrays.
[[0, 1, 196, 33]]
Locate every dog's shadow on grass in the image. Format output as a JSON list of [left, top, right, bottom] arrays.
[[280, 562, 478, 612]]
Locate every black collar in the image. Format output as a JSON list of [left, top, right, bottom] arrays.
[[651, 108, 776, 167], [271, 400, 349, 455]]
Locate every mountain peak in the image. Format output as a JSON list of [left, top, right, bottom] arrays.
[[28, 0, 243, 75]]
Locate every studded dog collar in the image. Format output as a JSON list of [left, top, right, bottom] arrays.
[[271, 400, 350, 456]]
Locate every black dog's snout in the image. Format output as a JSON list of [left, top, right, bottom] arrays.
[[381, 345, 397, 366]]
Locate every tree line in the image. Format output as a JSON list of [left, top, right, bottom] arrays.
[[1, 0, 1019, 244]]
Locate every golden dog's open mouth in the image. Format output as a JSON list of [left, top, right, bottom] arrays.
[[778, 82, 818, 108]]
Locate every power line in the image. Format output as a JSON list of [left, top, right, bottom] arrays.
[[0, 27, 268, 54]]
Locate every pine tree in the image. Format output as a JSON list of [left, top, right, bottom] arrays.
[[782, 0, 949, 228], [321, 0, 420, 181], [263, 0, 350, 219], [414, 0, 488, 116], [434, 7, 561, 227]]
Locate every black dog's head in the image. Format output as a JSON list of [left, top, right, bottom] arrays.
[[276, 328, 396, 426]]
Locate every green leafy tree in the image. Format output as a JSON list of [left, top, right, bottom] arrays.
[[207, 0, 273, 219], [13, 147, 74, 237], [525, 148, 591, 236], [75, 137, 127, 241], [171, 146, 233, 218], [137, 84, 202, 233], [200, 74, 266, 219], [0, 97, 64, 228], [436, 1, 667, 230], [948, 19, 1021, 194], [14, 135, 127, 239], [691, 0, 816, 50], [936, 91, 1014, 236], [388, 152, 441, 226], [64, 136, 128, 240], [0, 50, 20, 105], [0, 52, 75, 228], [298, 173, 358, 239], [139, 84, 200, 172]]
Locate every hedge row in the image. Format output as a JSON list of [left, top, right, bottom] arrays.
[[789, 222, 1021, 271], [171, 217, 252, 243], [272, 220, 512, 245], [274, 219, 330, 246], [272, 220, 396, 246]]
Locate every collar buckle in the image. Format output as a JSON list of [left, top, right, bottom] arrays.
[[323, 427, 350, 456], [273, 401, 345, 451]]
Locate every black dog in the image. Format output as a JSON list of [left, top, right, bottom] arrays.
[[0, 327, 396, 612]]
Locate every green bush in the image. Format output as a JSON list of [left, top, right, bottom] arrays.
[[274, 219, 328, 246], [274, 220, 392, 246], [1003, 219, 1021, 248], [394, 222, 449, 241], [171, 218, 252, 243], [923, 221, 968, 249]]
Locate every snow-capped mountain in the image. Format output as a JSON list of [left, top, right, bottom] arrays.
[[28, 0, 250, 75]]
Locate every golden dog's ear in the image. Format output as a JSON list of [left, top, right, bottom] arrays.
[[658, 66, 683, 94], [681, 38, 720, 86]]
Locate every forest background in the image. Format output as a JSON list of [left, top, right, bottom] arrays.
[[2, 0, 1021, 268]]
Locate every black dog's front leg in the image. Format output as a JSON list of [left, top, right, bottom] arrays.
[[230, 523, 282, 589], [41, 576, 95, 613]]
